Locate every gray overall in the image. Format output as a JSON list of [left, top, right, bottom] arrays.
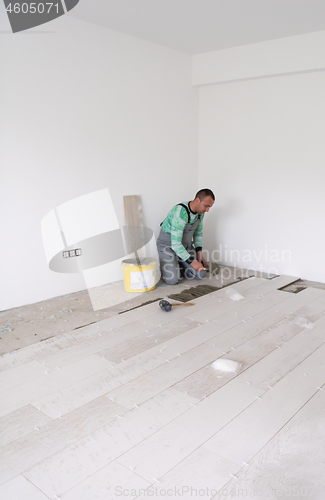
[[156, 209, 207, 285]]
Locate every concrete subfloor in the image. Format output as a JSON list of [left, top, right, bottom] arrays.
[[0, 264, 323, 357], [281, 278, 325, 293]]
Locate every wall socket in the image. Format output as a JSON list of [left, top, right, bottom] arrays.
[[63, 249, 82, 258]]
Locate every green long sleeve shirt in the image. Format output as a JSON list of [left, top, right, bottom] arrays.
[[160, 202, 204, 262]]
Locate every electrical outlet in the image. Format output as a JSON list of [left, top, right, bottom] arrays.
[[63, 249, 81, 258]]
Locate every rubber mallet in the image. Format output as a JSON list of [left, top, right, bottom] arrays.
[[159, 299, 195, 312]]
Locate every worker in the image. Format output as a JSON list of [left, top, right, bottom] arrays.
[[157, 188, 215, 285]]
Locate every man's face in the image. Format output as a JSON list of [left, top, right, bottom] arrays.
[[196, 196, 214, 215]]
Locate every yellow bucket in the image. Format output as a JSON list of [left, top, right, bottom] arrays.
[[122, 258, 157, 292]]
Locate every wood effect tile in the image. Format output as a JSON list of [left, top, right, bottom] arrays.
[[23, 389, 198, 499], [0, 322, 111, 372], [186, 275, 299, 323], [106, 340, 228, 409], [174, 294, 325, 399], [40, 311, 199, 369], [0, 354, 114, 418], [203, 343, 325, 466], [0, 361, 55, 393], [0, 474, 50, 500], [40, 332, 126, 369], [135, 448, 240, 500], [0, 301, 173, 373], [293, 292, 325, 322], [0, 397, 127, 485], [237, 328, 324, 391], [31, 365, 124, 419], [107, 288, 322, 409], [187, 286, 324, 332], [0, 461, 23, 488], [201, 287, 324, 355], [209, 388, 325, 500], [32, 320, 202, 419], [98, 317, 200, 364], [116, 380, 263, 482], [60, 461, 150, 500], [0, 276, 296, 373], [0, 405, 52, 448], [38, 286, 292, 417]]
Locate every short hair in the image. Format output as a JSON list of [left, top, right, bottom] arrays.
[[195, 188, 215, 201]]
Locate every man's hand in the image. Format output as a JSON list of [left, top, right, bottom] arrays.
[[191, 259, 206, 272], [196, 251, 208, 269]]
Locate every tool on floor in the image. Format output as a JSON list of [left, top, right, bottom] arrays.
[[159, 299, 195, 312]]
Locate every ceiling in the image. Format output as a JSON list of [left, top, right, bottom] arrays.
[[68, 0, 325, 54]]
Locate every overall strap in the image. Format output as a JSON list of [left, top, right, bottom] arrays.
[[177, 203, 201, 223]]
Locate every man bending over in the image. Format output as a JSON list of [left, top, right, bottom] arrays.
[[157, 188, 215, 285]]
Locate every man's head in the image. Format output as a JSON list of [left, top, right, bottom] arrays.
[[192, 188, 215, 215]]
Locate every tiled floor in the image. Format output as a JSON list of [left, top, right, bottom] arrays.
[[1, 274, 325, 499]]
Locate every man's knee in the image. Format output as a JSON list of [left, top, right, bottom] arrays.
[[160, 261, 179, 285], [197, 269, 207, 279], [163, 275, 179, 285]]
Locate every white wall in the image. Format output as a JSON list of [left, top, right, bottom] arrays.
[[199, 71, 325, 281], [0, 11, 198, 310]]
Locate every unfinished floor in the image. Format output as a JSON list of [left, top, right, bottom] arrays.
[[0, 265, 261, 356], [1, 271, 325, 499]]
